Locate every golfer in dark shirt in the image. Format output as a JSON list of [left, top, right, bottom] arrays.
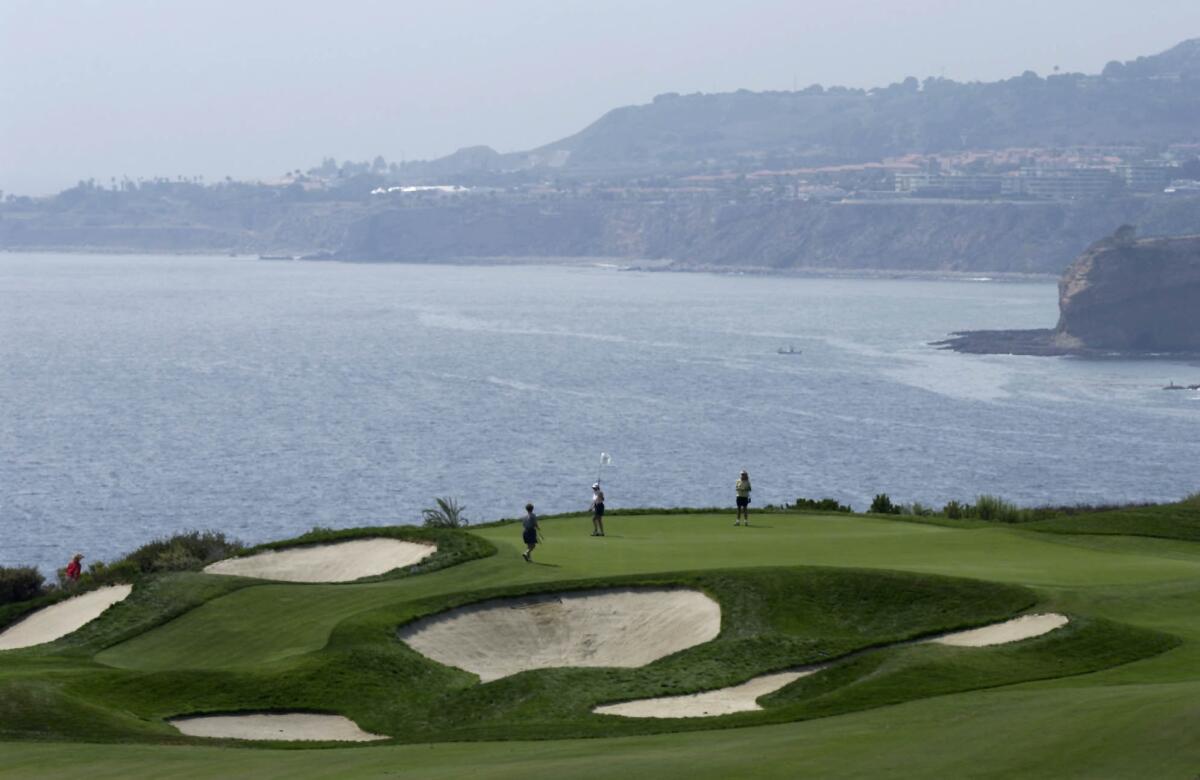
[[522, 504, 540, 562]]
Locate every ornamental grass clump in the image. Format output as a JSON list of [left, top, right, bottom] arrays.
[[907, 501, 934, 517], [975, 495, 1023, 523], [943, 500, 967, 519], [422, 497, 470, 528]]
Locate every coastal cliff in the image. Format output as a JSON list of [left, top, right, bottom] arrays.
[[329, 197, 1200, 274], [1056, 234, 1200, 351], [939, 232, 1200, 355]]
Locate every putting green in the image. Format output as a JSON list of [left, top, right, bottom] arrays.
[[96, 514, 1200, 671], [3, 507, 1199, 778]]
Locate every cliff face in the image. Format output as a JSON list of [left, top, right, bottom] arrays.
[[8, 192, 1200, 279], [334, 197, 1200, 274], [936, 232, 1200, 356], [1056, 236, 1200, 351]]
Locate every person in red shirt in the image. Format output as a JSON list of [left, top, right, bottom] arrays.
[[65, 553, 84, 584]]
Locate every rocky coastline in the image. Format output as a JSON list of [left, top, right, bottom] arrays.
[[938, 232, 1200, 358], [933, 329, 1200, 359]]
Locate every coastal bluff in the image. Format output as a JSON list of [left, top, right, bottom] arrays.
[[938, 233, 1200, 356]]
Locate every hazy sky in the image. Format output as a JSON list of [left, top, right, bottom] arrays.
[[3, 0, 1198, 195]]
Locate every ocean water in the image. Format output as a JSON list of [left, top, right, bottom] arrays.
[[2, 253, 1198, 572]]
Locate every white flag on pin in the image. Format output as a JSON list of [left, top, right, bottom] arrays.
[[596, 452, 612, 485]]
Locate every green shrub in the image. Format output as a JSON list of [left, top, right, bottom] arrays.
[[85, 559, 141, 586], [119, 530, 244, 574], [869, 493, 899, 515], [151, 543, 204, 572], [422, 497, 470, 528], [793, 497, 853, 513], [908, 501, 933, 517], [0, 566, 46, 605], [976, 494, 1023, 523], [944, 500, 964, 519]]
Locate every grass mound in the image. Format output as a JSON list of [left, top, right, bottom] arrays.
[[1, 526, 493, 659], [9, 566, 1162, 744], [760, 615, 1176, 723], [1022, 498, 1200, 542], [0, 507, 1189, 771], [0, 531, 242, 634]]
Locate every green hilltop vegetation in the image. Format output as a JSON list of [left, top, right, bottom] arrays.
[[3, 495, 1200, 777], [446, 38, 1200, 175]]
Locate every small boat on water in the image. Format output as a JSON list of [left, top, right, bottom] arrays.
[[777, 345, 802, 355]]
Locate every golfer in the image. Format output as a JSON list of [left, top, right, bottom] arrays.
[[735, 471, 752, 526], [521, 503, 540, 562], [65, 553, 84, 585], [591, 483, 606, 536]]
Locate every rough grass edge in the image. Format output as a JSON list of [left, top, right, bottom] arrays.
[[0, 526, 496, 635]]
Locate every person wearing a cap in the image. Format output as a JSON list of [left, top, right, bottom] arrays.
[[590, 483, 606, 537], [735, 470, 752, 526], [65, 553, 84, 585]]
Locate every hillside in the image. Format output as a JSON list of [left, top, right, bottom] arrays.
[[5, 39, 1200, 272], [432, 38, 1200, 176]]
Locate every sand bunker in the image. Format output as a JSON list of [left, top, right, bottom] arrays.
[[595, 667, 822, 719], [170, 713, 386, 742], [204, 538, 436, 582], [399, 588, 721, 681], [0, 585, 133, 651], [595, 612, 1071, 719], [931, 613, 1069, 647]]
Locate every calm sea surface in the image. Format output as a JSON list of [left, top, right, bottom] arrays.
[[2, 253, 1199, 572]]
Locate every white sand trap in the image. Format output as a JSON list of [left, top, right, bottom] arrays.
[[399, 588, 721, 682], [595, 667, 822, 719], [595, 612, 1070, 719], [0, 584, 133, 651], [170, 713, 386, 742], [932, 613, 1069, 647], [204, 538, 436, 582]]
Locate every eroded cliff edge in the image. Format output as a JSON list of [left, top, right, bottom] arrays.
[[937, 233, 1200, 356]]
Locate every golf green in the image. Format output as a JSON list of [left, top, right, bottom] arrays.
[[2, 507, 1199, 778]]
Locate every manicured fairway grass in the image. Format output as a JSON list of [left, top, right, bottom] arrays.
[[1027, 499, 1200, 542], [3, 506, 1200, 778], [92, 514, 1200, 671], [6, 682, 1200, 780]]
